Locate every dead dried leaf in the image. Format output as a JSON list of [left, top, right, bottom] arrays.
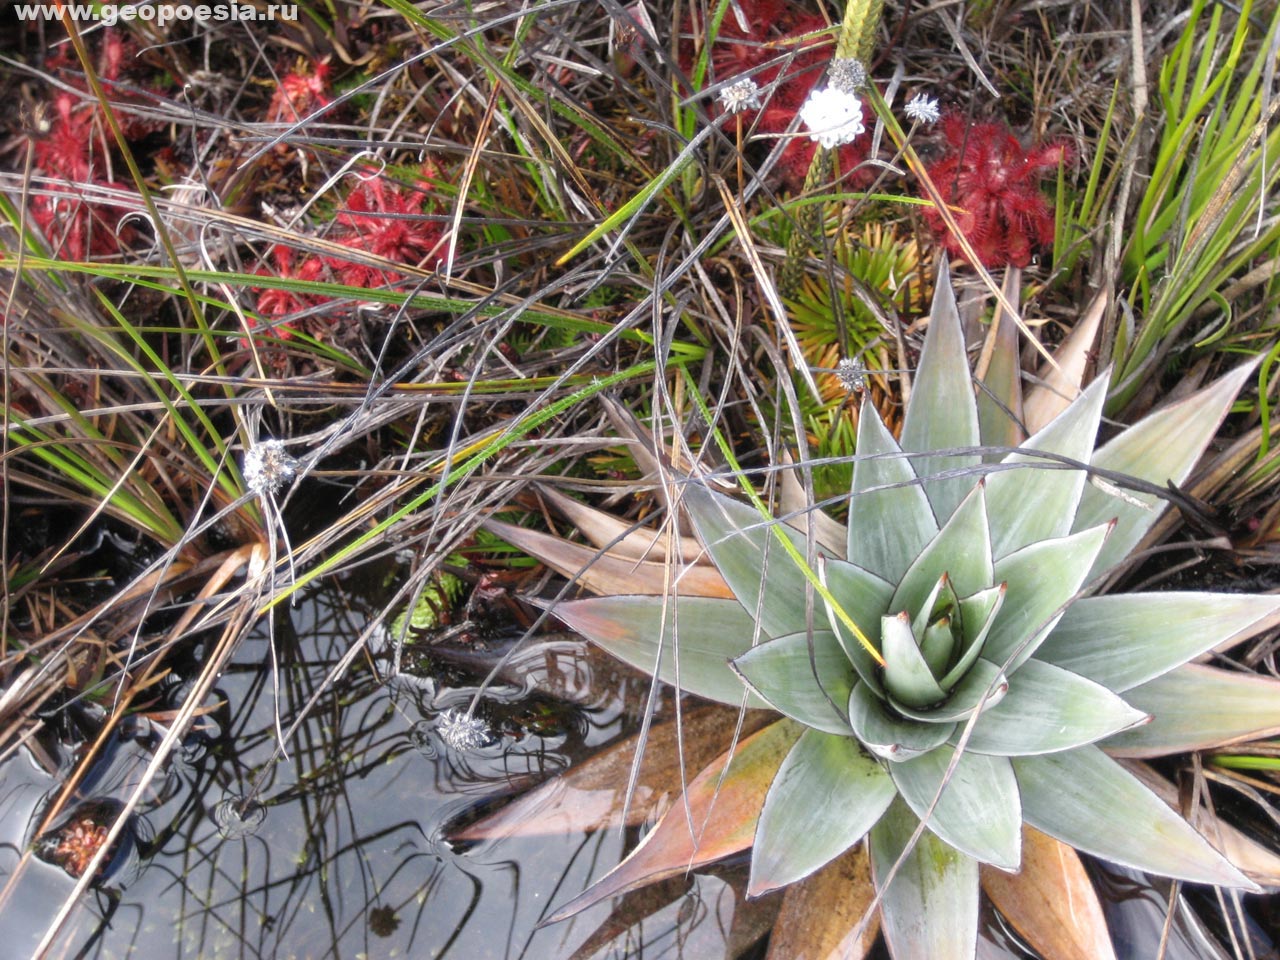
[[981, 825, 1117, 960], [545, 719, 800, 923], [765, 844, 880, 960]]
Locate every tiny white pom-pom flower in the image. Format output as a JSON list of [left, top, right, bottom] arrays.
[[904, 93, 940, 125], [718, 77, 762, 114], [438, 709, 491, 751], [828, 58, 867, 94], [835, 357, 866, 393], [799, 87, 865, 148], [243, 440, 299, 495]]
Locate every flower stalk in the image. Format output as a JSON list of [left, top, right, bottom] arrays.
[[779, 0, 884, 297]]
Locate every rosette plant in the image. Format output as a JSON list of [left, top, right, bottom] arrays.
[[479, 264, 1280, 958]]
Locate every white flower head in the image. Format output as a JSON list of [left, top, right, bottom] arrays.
[[904, 92, 941, 125], [827, 58, 867, 94], [835, 357, 866, 393], [243, 440, 299, 495], [799, 87, 865, 149], [718, 77, 762, 114], [437, 708, 491, 752]]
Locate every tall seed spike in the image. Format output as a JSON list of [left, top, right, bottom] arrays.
[[837, 0, 885, 62]]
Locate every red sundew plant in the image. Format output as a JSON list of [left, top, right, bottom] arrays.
[[251, 244, 330, 337], [24, 32, 172, 260], [43, 32, 161, 141], [262, 61, 334, 172], [681, 0, 872, 189], [327, 167, 444, 289], [34, 93, 107, 186], [921, 114, 1073, 268], [29, 94, 137, 261], [248, 166, 443, 354], [267, 61, 333, 125]]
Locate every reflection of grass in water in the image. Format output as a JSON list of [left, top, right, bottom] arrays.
[[3, 594, 721, 959]]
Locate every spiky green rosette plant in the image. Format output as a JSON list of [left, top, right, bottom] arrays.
[[483, 265, 1280, 958]]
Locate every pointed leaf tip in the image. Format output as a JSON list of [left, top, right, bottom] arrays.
[[900, 261, 982, 520], [551, 595, 766, 707], [1016, 746, 1259, 890], [732, 631, 856, 735], [1081, 359, 1259, 582], [982, 826, 1119, 960], [765, 844, 881, 959]]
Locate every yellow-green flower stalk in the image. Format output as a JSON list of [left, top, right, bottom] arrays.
[[778, 0, 884, 296]]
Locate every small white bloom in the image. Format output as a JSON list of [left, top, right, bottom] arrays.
[[243, 440, 299, 495], [437, 709, 491, 751], [827, 58, 867, 94], [718, 77, 762, 114], [904, 93, 940, 125], [799, 87, 865, 148], [835, 357, 866, 393]]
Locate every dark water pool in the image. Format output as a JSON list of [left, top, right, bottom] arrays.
[[0, 572, 785, 959]]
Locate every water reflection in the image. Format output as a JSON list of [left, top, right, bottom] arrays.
[[0, 577, 765, 959]]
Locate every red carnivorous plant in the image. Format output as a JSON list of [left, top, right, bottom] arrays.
[[922, 115, 1073, 268]]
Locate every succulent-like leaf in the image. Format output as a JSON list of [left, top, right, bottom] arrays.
[[749, 730, 896, 895], [892, 658, 1007, 723], [779, 450, 850, 559], [911, 574, 959, 645], [1102, 663, 1280, 757], [981, 523, 1111, 670], [732, 632, 855, 736], [981, 825, 1118, 960], [1124, 761, 1280, 886], [765, 844, 880, 960], [890, 745, 1022, 869], [546, 719, 801, 922], [1035, 592, 1280, 692], [1074, 360, 1258, 583], [961, 659, 1148, 755], [870, 797, 979, 960], [1022, 287, 1106, 434], [919, 618, 957, 677], [551, 596, 767, 707], [819, 556, 895, 690], [899, 258, 983, 520], [890, 483, 994, 616], [939, 585, 1006, 689], [975, 267, 1027, 457], [849, 681, 956, 760], [681, 481, 820, 640], [486, 518, 733, 598], [501, 272, 1277, 943], [1014, 746, 1257, 888], [985, 375, 1108, 558], [882, 611, 947, 708], [848, 400, 939, 581]]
